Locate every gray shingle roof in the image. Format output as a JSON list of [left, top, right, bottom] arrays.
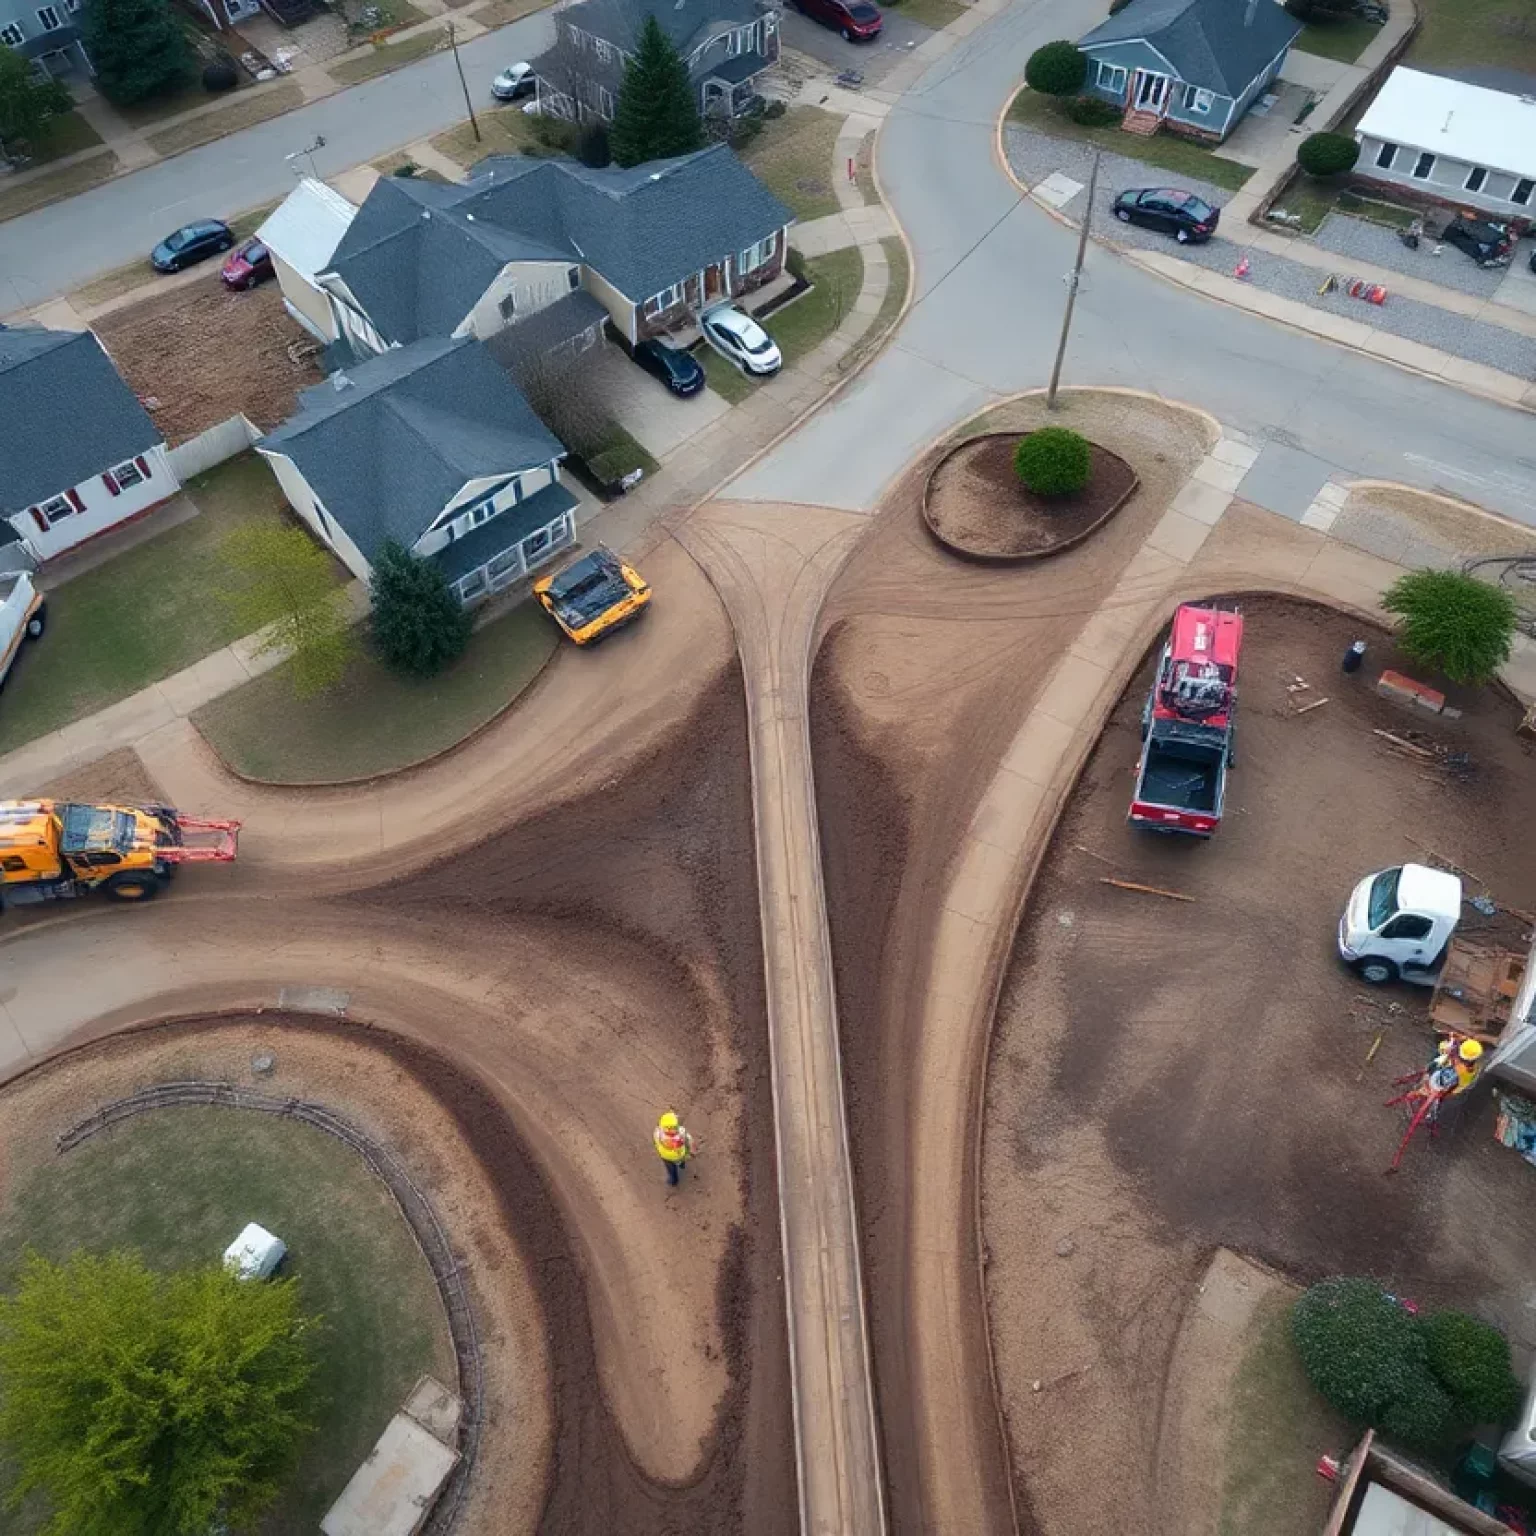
[[1078, 0, 1301, 96], [563, 0, 761, 56], [0, 325, 163, 517], [324, 144, 791, 343], [258, 335, 563, 561], [431, 479, 579, 581]]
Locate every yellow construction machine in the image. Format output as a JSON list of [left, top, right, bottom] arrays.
[[0, 800, 241, 908]]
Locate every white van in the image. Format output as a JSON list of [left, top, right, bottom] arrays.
[[0, 572, 44, 689]]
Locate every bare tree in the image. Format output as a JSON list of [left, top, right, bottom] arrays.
[[499, 334, 612, 461]]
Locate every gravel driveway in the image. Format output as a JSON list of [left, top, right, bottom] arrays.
[[1003, 123, 1536, 381], [1312, 211, 1509, 298]]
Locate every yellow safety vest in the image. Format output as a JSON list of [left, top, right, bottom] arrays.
[[655, 1127, 689, 1163]]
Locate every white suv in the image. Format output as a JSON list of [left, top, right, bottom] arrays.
[[700, 303, 782, 377], [0, 572, 45, 691]]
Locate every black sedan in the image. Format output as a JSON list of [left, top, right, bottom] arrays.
[[1112, 187, 1220, 244], [1441, 216, 1512, 268], [632, 337, 705, 397], [150, 219, 235, 273]]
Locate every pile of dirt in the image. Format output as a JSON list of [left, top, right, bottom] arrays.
[[95, 277, 322, 446], [984, 597, 1536, 1536], [924, 434, 1137, 559]]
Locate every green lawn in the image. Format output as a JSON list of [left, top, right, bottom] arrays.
[[145, 82, 305, 158], [698, 347, 756, 404], [1274, 176, 1419, 235], [587, 423, 660, 485], [0, 455, 345, 756], [841, 236, 909, 372], [472, 0, 554, 24], [193, 600, 556, 782], [740, 105, 843, 222], [883, 0, 966, 27], [330, 27, 447, 85], [25, 109, 104, 164], [1409, 0, 1536, 77], [0, 1107, 454, 1536], [0, 150, 117, 226], [1292, 15, 1378, 62], [431, 102, 540, 169], [1218, 1297, 1349, 1536], [1007, 87, 1255, 193]]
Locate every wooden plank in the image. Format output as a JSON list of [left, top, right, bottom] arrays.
[[1098, 878, 1196, 903]]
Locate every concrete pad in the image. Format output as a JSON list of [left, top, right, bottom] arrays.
[[1299, 540, 1398, 615], [23, 296, 88, 332], [0, 1007, 30, 1078], [1210, 437, 1260, 471], [1192, 456, 1248, 494], [1033, 172, 1084, 210], [154, 648, 253, 717], [1031, 652, 1112, 731], [1236, 440, 1337, 522], [585, 344, 730, 461], [1279, 50, 1355, 90], [1437, 356, 1530, 405], [1494, 253, 1536, 319], [1145, 507, 1214, 564], [1299, 502, 1339, 533], [943, 836, 1021, 925], [995, 710, 1084, 791], [1171, 478, 1233, 527], [1314, 481, 1351, 508]]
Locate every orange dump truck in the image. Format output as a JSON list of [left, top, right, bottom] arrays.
[[0, 800, 240, 908]]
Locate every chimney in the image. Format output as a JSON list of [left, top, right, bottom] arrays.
[[332, 371, 351, 392]]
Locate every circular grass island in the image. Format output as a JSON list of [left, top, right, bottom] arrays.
[[0, 1105, 456, 1535], [923, 429, 1139, 562]]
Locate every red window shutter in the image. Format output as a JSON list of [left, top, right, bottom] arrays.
[[30, 507, 46, 532], [134, 456, 149, 477], [67, 487, 86, 510], [102, 472, 119, 496]]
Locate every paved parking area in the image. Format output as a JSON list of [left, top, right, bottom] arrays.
[[779, 5, 934, 84], [588, 343, 731, 460]]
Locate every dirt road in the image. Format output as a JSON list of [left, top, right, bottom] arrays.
[[985, 598, 1536, 1535]]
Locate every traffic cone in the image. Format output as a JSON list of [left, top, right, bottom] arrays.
[[1233, 255, 1251, 280]]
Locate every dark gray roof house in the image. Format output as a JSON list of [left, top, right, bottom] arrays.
[[322, 144, 793, 347], [0, 325, 163, 520], [536, 0, 779, 123], [1077, 0, 1301, 143]]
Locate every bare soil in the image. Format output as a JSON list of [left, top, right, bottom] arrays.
[[983, 597, 1536, 1536], [924, 435, 1137, 559], [809, 392, 1213, 1533], [94, 277, 322, 447]]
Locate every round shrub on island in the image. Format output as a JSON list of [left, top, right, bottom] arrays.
[[1024, 41, 1087, 98], [1297, 131, 1361, 178], [1423, 1310, 1524, 1427], [1013, 427, 1092, 498]]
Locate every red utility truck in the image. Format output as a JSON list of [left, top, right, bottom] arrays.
[[1128, 603, 1242, 837]]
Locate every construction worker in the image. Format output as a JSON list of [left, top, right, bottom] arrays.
[[654, 1111, 696, 1187], [1446, 1037, 1484, 1095]]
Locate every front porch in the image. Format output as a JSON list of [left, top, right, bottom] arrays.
[[701, 54, 770, 118], [431, 481, 580, 606]]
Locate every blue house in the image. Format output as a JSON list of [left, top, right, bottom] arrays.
[[1076, 0, 1301, 144]]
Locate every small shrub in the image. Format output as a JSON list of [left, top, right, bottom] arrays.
[[786, 247, 809, 282], [576, 121, 611, 167], [1380, 569, 1517, 685], [1297, 130, 1360, 178], [202, 58, 238, 93], [1065, 94, 1121, 126], [1292, 1279, 1449, 1445], [762, 97, 787, 119], [392, 161, 419, 177], [726, 114, 764, 150], [531, 113, 578, 153], [1024, 41, 1087, 98], [1014, 427, 1092, 498], [1423, 1311, 1524, 1427]]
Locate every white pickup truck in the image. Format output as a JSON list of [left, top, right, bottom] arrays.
[[0, 572, 46, 689]]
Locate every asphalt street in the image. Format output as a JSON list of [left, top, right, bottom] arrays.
[[729, 0, 1536, 530], [0, 10, 555, 312]]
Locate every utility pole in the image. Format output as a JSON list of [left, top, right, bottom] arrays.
[[448, 22, 481, 143], [1046, 149, 1099, 411]]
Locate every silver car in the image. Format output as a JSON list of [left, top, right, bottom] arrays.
[[492, 61, 535, 100], [700, 303, 782, 377]]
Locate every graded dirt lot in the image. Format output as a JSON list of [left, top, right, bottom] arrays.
[[984, 597, 1536, 1536], [93, 276, 322, 446], [809, 391, 1214, 1532]]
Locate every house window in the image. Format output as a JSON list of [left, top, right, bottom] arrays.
[[1095, 61, 1126, 94], [737, 232, 776, 274], [1514, 178, 1535, 206], [64, 0, 79, 11], [108, 458, 146, 491], [0, 20, 24, 42], [498, 292, 517, 322], [457, 569, 488, 602], [1183, 84, 1212, 114], [35, 494, 75, 526], [643, 282, 682, 316], [567, 266, 580, 291], [453, 499, 497, 539], [522, 526, 553, 563], [598, 85, 615, 117], [593, 37, 612, 61], [1412, 151, 1435, 179], [35, 5, 61, 28], [1374, 141, 1397, 170], [1464, 166, 1487, 193]]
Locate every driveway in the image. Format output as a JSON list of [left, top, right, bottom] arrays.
[[779, 3, 935, 84], [727, 0, 1536, 531], [586, 343, 732, 460]]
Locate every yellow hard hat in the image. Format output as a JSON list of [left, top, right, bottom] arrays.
[[659, 1111, 679, 1130], [1459, 1040, 1484, 1062]]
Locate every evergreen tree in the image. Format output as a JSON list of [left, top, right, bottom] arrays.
[[609, 15, 703, 168], [369, 539, 473, 677], [0, 1251, 317, 1535], [82, 0, 191, 106], [0, 45, 71, 162]]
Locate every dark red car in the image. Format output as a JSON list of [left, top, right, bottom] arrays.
[[220, 238, 275, 290], [792, 0, 882, 41]]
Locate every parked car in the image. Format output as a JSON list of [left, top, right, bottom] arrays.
[[790, 0, 882, 41], [1112, 187, 1220, 244], [632, 337, 705, 397], [150, 219, 235, 273], [220, 238, 275, 290], [492, 61, 535, 100], [0, 572, 45, 692], [700, 303, 782, 377], [1441, 215, 1512, 268]]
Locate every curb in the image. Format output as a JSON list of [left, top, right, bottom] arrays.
[[992, 90, 1536, 421]]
